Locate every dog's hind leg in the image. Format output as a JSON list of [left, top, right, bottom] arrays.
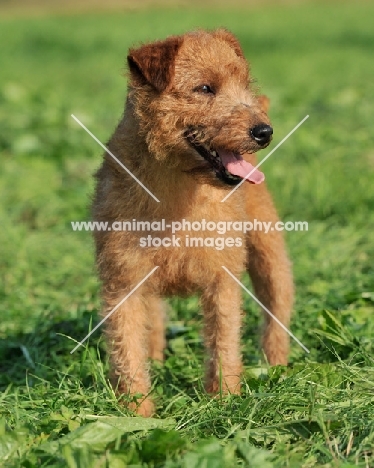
[[147, 296, 166, 361], [245, 183, 294, 365]]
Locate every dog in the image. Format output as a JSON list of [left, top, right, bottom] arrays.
[[92, 29, 293, 416]]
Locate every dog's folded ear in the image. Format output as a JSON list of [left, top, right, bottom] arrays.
[[212, 29, 245, 59], [127, 36, 183, 92], [257, 95, 270, 113]]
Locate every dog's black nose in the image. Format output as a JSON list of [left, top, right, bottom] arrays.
[[250, 124, 273, 146]]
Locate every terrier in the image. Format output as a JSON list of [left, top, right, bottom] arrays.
[[92, 29, 293, 416]]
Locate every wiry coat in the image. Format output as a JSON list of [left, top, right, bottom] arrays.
[[93, 29, 293, 416]]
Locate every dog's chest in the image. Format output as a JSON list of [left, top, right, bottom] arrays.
[[151, 222, 247, 296]]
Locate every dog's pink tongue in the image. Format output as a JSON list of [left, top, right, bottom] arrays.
[[219, 150, 265, 184]]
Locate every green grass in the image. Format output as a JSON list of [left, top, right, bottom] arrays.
[[1, 1, 374, 466]]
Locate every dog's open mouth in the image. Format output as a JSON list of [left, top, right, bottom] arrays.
[[185, 132, 265, 186]]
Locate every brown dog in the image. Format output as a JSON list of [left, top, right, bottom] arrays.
[[92, 29, 293, 416]]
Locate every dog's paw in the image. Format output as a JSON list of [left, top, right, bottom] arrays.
[[206, 374, 241, 395], [129, 398, 155, 417]]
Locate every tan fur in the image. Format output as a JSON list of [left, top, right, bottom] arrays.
[[92, 29, 293, 416]]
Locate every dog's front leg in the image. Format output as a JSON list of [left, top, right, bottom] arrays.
[[201, 273, 243, 395], [103, 292, 154, 417]]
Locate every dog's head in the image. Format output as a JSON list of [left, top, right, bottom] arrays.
[[127, 29, 272, 186]]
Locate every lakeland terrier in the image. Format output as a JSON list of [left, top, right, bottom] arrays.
[[92, 29, 294, 416]]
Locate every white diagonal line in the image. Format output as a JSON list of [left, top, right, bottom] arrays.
[[222, 266, 310, 353], [221, 115, 309, 202], [70, 266, 159, 354], [71, 114, 160, 203]]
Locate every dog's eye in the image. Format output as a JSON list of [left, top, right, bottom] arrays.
[[194, 84, 215, 95]]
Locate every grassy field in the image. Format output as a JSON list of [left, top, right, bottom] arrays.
[[1, 1, 374, 466]]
